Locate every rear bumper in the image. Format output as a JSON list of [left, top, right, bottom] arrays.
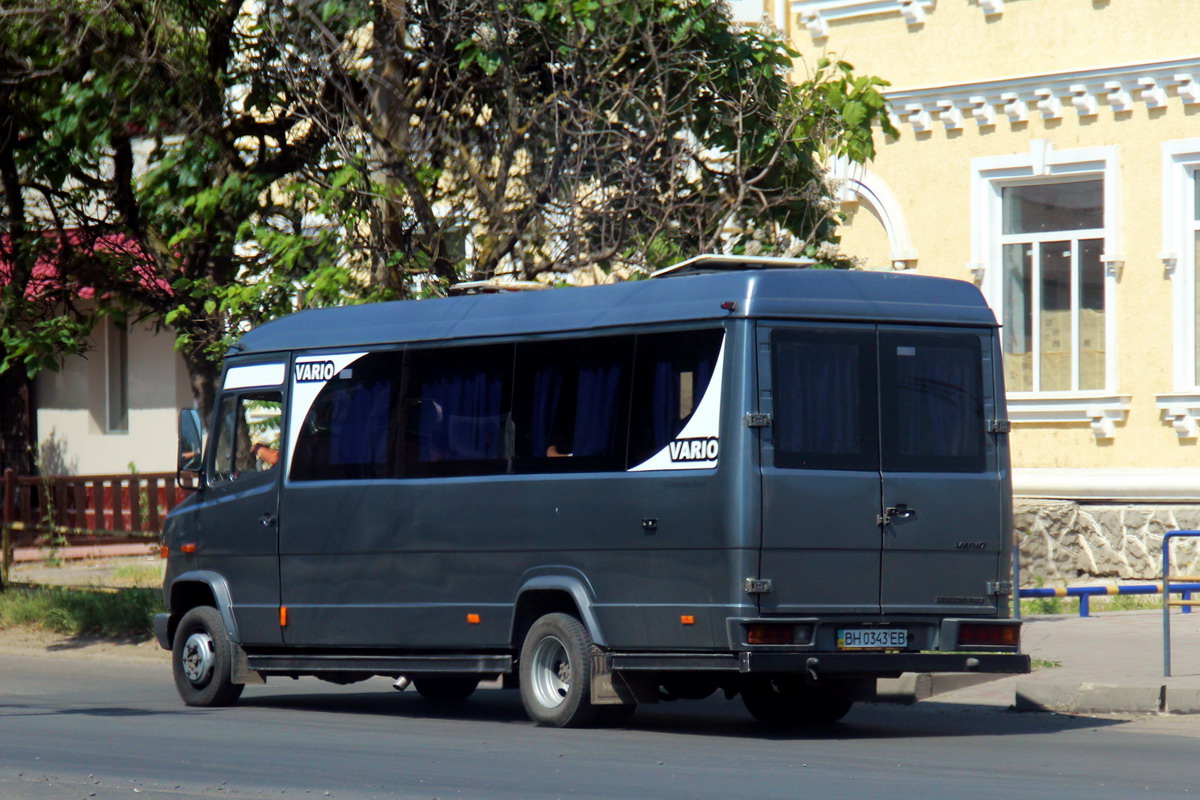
[[609, 650, 1030, 678]]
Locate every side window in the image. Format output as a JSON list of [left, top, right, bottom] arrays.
[[209, 391, 283, 486], [627, 329, 723, 467], [291, 353, 400, 482], [401, 344, 514, 477], [512, 336, 633, 473], [880, 333, 985, 473], [770, 329, 879, 472]]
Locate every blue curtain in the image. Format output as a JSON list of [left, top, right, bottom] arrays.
[[572, 361, 623, 456], [418, 368, 504, 462], [774, 338, 862, 459], [889, 344, 981, 463]]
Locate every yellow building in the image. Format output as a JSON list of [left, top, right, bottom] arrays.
[[774, 0, 1200, 580]]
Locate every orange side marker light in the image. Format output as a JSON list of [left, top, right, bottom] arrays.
[[160, 546, 170, 559], [181, 543, 197, 554], [467, 613, 481, 624], [279, 606, 289, 627], [680, 615, 695, 625]]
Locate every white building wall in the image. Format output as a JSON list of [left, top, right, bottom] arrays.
[[34, 321, 192, 475]]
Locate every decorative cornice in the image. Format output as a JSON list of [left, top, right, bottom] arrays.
[[792, 0, 935, 39], [1007, 393, 1131, 439], [1157, 393, 1200, 439], [791, 0, 1011, 39], [885, 58, 1200, 134]]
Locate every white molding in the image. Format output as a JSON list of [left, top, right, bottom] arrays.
[[971, 141, 1121, 397], [1156, 393, 1200, 439], [792, 0, 934, 39], [1007, 394, 1131, 439], [829, 158, 918, 268], [886, 57, 1200, 134], [1161, 139, 1200, 391], [1014, 468, 1200, 502]]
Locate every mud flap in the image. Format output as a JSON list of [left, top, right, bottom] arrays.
[[231, 643, 266, 685], [590, 651, 656, 704]]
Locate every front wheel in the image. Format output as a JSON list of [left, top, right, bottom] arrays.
[[519, 612, 599, 727], [172, 606, 244, 707]]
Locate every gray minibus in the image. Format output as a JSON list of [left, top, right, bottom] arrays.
[[156, 256, 1029, 727]]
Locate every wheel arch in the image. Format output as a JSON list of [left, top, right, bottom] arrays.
[[511, 572, 606, 649], [164, 570, 242, 645]]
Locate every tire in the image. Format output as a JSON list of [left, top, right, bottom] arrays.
[[172, 606, 245, 707], [741, 677, 855, 725], [413, 676, 480, 702], [518, 612, 599, 728]]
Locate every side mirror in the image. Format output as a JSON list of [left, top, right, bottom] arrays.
[[178, 408, 205, 490]]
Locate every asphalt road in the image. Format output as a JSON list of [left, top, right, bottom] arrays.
[[3, 653, 1200, 800]]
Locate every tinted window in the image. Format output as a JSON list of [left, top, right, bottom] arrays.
[[402, 344, 514, 477], [771, 329, 878, 472], [512, 336, 633, 473], [210, 391, 283, 485], [880, 333, 985, 473], [291, 352, 400, 482], [627, 329, 723, 467]]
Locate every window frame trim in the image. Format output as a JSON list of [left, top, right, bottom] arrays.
[[970, 141, 1124, 435]]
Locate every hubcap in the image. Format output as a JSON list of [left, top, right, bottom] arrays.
[[181, 631, 215, 685], [529, 635, 571, 709]]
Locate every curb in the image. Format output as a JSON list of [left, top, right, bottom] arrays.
[[874, 672, 1003, 704], [1016, 682, 1200, 714]]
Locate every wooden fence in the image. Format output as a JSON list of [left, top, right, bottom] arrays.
[[1, 468, 184, 586]]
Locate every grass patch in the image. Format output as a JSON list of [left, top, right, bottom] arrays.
[[0, 585, 163, 638], [108, 561, 166, 587]]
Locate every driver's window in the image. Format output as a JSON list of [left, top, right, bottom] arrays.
[[210, 391, 283, 486]]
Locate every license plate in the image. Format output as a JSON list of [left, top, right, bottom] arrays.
[[837, 628, 908, 650]]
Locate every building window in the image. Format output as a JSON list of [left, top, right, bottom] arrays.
[[104, 321, 129, 433], [971, 142, 1127, 437], [1155, 140, 1200, 437], [999, 180, 1105, 392]]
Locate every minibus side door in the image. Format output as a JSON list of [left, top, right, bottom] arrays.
[[877, 327, 1003, 617], [756, 324, 883, 615], [195, 388, 284, 646]]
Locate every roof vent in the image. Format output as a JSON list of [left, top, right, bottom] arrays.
[[650, 254, 817, 279]]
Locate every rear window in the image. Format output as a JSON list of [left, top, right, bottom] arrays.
[[770, 328, 986, 474]]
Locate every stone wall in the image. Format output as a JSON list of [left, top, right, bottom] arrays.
[[1015, 500, 1200, 587]]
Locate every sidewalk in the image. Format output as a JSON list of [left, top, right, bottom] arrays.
[[921, 610, 1200, 714]]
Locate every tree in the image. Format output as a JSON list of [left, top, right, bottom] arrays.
[[1, 0, 384, 424], [300, 0, 896, 282], [0, 0, 895, 451]]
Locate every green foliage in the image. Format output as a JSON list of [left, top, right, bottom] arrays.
[[1, 0, 896, 411], [0, 586, 163, 638]]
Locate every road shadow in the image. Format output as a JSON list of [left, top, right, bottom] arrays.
[[235, 683, 1129, 741]]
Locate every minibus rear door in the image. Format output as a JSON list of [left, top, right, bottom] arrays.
[[756, 325, 884, 616], [876, 328, 1004, 617]]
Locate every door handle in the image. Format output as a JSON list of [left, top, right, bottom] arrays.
[[877, 505, 916, 526], [260, 513, 277, 528]]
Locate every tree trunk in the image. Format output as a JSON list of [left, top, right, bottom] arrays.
[[0, 367, 36, 475]]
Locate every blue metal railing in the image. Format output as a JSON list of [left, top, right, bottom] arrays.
[[1163, 530, 1200, 678], [1018, 582, 1200, 618]]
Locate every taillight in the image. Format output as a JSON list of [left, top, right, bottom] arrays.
[[959, 623, 1019, 648], [746, 623, 814, 645]]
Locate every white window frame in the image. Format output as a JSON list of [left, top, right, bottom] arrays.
[[1156, 139, 1200, 437], [970, 141, 1128, 437]]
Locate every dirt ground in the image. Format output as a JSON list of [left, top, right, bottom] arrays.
[[0, 556, 170, 663]]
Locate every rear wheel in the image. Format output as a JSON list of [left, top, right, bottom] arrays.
[[172, 606, 244, 707], [413, 676, 480, 702], [519, 612, 599, 727], [741, 677, 855, 725]]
